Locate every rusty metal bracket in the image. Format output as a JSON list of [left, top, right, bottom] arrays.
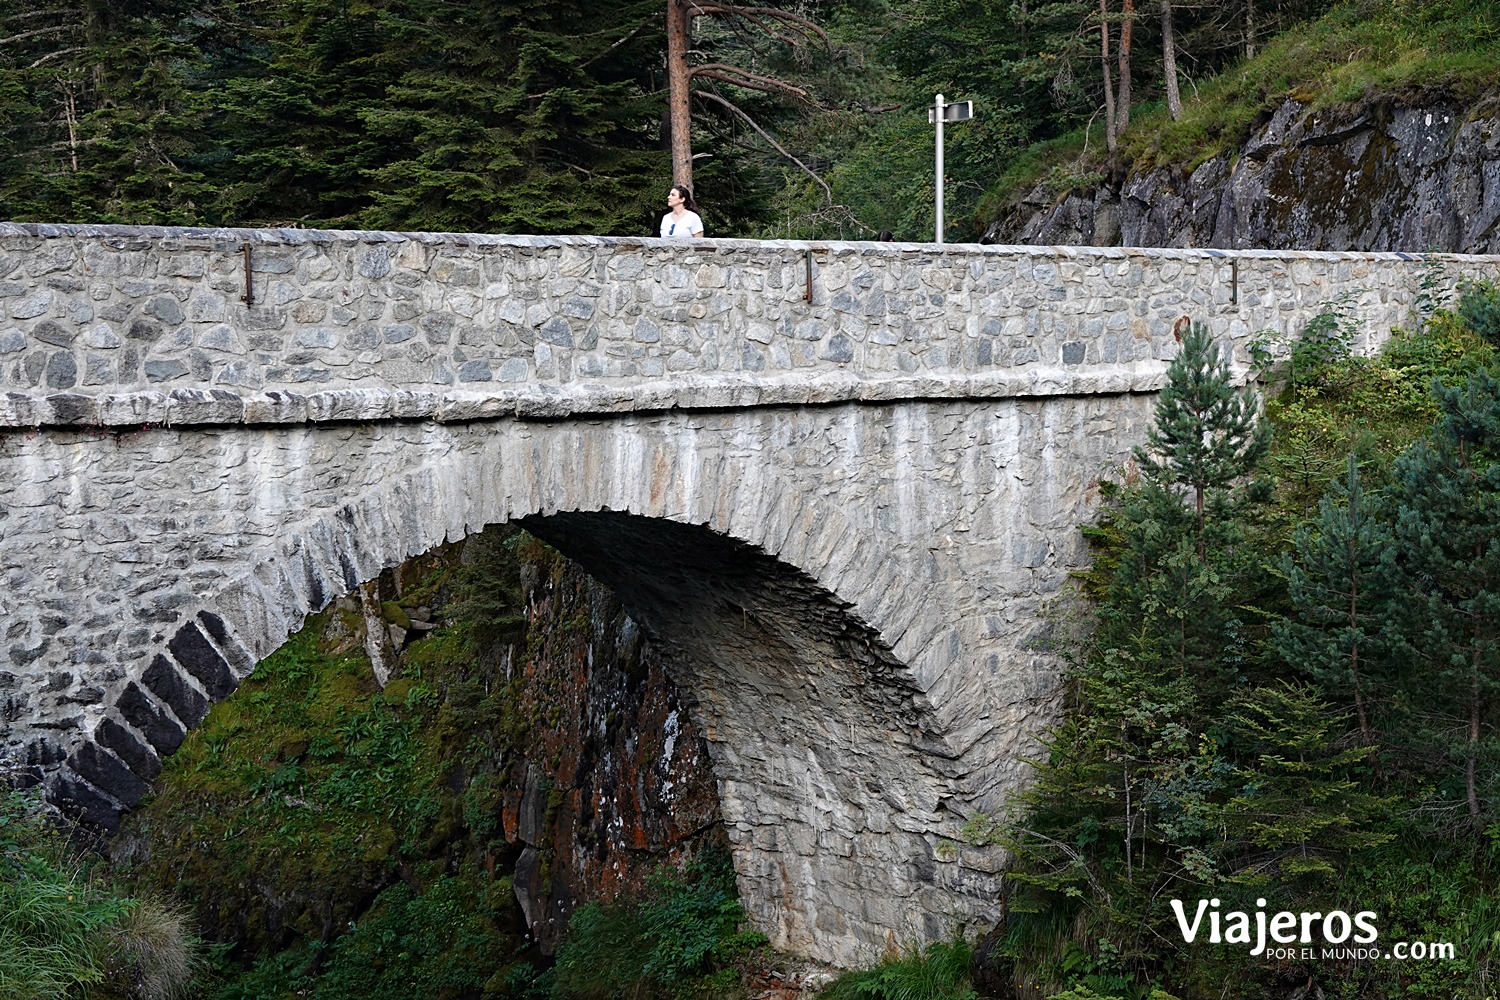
[[1231, 258, 1239, 305], [804, 251, 813, 304], [240, 243, 254, 305]]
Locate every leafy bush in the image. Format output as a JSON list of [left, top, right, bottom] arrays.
[[1248, 293, 1360, 394]]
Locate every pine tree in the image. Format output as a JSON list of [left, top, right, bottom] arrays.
[[1101, 320, 1272, 680], [2, 0, 683, 233], [664, 0, 834, 193], [0, 0, 213, 223], [990, 322, 1282, 972], [1135, 320, 1271, 552], [1387, 370, 1500, 825], [1276, 455, 1396, 758]]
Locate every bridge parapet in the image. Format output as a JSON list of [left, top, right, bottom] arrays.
[[3, 223, 1492, 427]]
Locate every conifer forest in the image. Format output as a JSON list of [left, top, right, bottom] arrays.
[[2, 1, 1500, 999], [2, 0, 1450, 240]]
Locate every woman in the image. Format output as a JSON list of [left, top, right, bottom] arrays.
[[660, 184, 705, 239]]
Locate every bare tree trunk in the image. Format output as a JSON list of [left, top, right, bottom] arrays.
[[1100, 0, 1117, 152], [1160, 0, 1181, 120], [1244, 0, 1256, 59], [1468, 670, 1481, 820], [60, 82, 79, 171], [1116, 0, 1133, 132], [1122, 718, 1133, 880], [665, 0, 694, 187], [1345, 547, 1379, 777]]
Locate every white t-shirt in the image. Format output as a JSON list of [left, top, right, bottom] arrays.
[[660, 210, 704, 238]]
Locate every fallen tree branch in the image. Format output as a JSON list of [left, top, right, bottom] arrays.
[[0, 23, 71, 46], [1010, 826, 1113, 905], [29, 45, 83, 68], [578, 19, 651, 70]]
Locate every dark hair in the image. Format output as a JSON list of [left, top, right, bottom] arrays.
[[877, 230, 895, 242], [671, 184, 697, 211]]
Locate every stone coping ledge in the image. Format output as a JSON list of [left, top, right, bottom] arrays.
[[0, 366, 1179, 428], [5, 221, 1499, 264]]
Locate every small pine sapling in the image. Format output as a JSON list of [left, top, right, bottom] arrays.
[[1457, 278, 1500, 347], [1135, 320, 1271, 553], [1221, 682, 1392, 882]]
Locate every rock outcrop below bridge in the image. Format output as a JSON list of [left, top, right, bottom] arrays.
[[1, 223, 1494, 965]]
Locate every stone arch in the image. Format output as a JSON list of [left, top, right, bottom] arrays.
[[42, 405, 1010, 966]]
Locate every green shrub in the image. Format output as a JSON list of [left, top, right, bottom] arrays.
[[0, 789, 198, 1000], [819, 940, 977, 1000], [1458, 278, 1500, 346], [550, 853, 763, 1000]]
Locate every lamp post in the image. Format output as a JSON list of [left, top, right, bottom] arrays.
[[929, 94, 974, 244]]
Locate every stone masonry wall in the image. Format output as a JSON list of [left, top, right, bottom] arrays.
[[1, 223, 1496, 428]]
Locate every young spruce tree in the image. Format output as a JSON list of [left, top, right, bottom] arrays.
[[1221, 682, 1391, 883], [995, 320, 1275, 989], [1111, 320, 1271, 680]]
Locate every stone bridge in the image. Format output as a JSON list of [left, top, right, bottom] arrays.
[[1, 222, 1493, 965]]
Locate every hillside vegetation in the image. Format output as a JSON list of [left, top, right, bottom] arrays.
[[970, 0, 1500, 230], [3, 533, 757, 999], [3, 0, 1495, 242], [3, 2, 1499, 998]]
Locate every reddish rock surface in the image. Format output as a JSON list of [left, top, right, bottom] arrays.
[[498, 542, 726, 952]]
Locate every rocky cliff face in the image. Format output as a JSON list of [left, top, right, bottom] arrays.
[[985, 93, 1500, 253], [499, 541, 725, 954]]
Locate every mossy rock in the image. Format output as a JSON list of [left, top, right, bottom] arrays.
[[380, 600, 411, 630], [277, 736, 310, 760], [360, 824, 399, 864], [382, 676, 414, 705]]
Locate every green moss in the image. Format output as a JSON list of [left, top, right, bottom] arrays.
[[359, 825, 398, 864], [110, 530, 593, 998], [380, 676, 413, 705], [379, 600, 410, 630], [117, 606, 468, 957], [209, 871, 523, 1000], [337, 607, 362, 635]]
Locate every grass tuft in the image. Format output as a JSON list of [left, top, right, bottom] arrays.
[[820, 940, 978, 1000]]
